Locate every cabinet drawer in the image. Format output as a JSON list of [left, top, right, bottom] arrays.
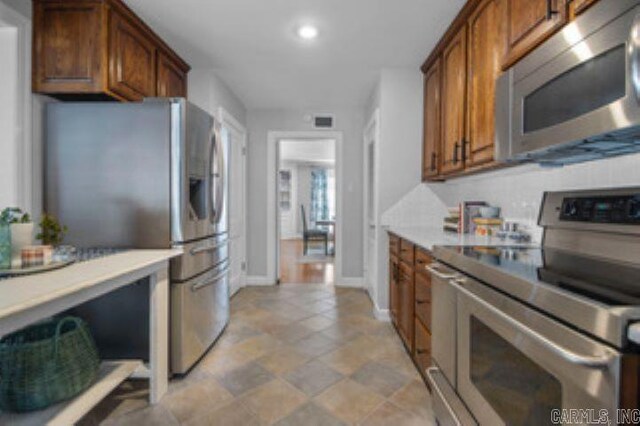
[[389, 234, 400, 255], [414, 318, 432, 375], [415, 273, 432, 331], [400, 240, 415, 265], [414, 248, 432, 276]]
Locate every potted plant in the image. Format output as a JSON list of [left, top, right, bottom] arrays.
[[37, 214, 69, 262], [0, 208, 33, 268]]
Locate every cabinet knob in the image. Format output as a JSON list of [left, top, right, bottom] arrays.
[[453, 142, 460, 164]]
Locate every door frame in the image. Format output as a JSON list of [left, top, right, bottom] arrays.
[[363, 108, 380, 302], [0, 3, 33, 214], [267, 130, 344, 285], [218, 107, 247, 295]]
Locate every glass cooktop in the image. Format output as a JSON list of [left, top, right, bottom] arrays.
[[452, 246, 640, 306]]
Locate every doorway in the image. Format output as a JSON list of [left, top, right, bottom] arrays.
[[219, 108, 247, 296], [277, 139, 336, 284]]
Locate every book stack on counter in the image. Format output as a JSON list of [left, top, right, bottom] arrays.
[[443, 207, 460, 233], [459, 201, 488, 234], [474, 217, 504, 237]]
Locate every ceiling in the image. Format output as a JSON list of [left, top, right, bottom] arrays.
[[280, 139, 335, 165], [124, 0, 465, 109]]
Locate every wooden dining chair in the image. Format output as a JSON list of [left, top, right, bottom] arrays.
[[300, 205, 329, 255]]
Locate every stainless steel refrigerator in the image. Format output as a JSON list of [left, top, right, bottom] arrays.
[[45, 98, 230, 374]]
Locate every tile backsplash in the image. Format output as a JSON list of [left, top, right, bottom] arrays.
[[382, 152, 640, 243]]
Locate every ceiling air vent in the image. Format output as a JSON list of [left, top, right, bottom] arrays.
[[313, 114, 335, 129]]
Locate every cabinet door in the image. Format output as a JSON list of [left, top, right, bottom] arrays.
[[414, 318, 432, 375], [415, 273, 432, 332], [398, 262, 415, 352], [568, 0, 598, 20], [108, 11, 156, 101], [466, 0, 506, 167], [503, 0, 567, 69], [441, 27, 467, 175], [157, 51, 188, 98], [33, 1, 105, 94], [389, 255, 399, 326], [422, 59, 442, 180]]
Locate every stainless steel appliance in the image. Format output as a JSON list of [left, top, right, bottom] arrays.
[[496, 0, 640, 166], [426, 188, 640, 425], [45, 99, 230, 374]]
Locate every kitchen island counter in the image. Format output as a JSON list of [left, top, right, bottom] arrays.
[[0, 249, 181, 425]]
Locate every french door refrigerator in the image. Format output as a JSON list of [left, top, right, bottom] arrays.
[[45, 98, 230, 374]]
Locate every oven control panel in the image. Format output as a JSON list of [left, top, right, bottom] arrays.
[[560, 195, 640, 224]]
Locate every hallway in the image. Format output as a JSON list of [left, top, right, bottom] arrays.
[[280, 239, 335, 284], [81, 284, 434, 425]]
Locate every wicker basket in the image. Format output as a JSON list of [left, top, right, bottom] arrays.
[[0, 316, 100, 412]]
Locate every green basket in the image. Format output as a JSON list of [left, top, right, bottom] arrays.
[[0, 316, 100, 412]]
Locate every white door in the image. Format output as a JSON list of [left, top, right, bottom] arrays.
[[221, 121, 246, 296], [363, 126, 377, 299]]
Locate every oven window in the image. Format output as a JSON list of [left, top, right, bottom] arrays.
[[470, 316, 561, 425], [523, 44, 626, 133]]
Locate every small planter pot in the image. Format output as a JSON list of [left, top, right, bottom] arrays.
[[0, 226, 10, 269], [10, 223, 34, 268]]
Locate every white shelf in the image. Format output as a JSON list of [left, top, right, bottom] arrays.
[[0, 360, 142, 426]]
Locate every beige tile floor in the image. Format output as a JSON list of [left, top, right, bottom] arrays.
[[80, 284, 435, 425]]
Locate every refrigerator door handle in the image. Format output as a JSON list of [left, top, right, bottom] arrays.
[[191, 264, 230, 292], [210, 125, 225, 224]]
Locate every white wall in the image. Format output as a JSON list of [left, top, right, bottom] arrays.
[[0, 26, 18, 208], [365, 68, 423, 314], [188, 69, 247, 125], [246, 108, 365, 280], [383, 152, 640, 242], [0, 1, 51, 219]]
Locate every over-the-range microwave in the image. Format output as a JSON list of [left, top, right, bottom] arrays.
[[496, 0, 640, 166]]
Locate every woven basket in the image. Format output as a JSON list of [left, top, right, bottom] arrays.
[[0, 316, 100, 412]]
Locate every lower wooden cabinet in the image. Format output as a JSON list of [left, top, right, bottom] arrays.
[[389, 233, 433, 381], [414, 318, 432, 374], [397, 262, 415, 352]]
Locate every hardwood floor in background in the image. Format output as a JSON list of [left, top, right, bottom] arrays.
[[280, 239, 334, 285]]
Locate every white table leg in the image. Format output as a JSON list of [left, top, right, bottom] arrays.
[[149, 266, 169, 404]]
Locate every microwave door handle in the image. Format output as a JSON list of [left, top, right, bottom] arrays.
[[451, 278, 615, 369], [631, 10, 640, 102]]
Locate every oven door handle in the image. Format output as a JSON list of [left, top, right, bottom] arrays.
[[452, 278, 615, 369], [425, 263, 460, 280]]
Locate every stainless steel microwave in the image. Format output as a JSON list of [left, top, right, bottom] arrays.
[[496, 0, 640, 166]]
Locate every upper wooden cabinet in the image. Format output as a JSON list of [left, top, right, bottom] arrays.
[[568, 0, 599, 19], [466, 0, 506, 168], [440, 27, 467, 176], [502, 0, 567, 69], [108, 10, 157, 101], [33, 0, 189, 101], [32, 2, 105, 95], [422, 59, 441, 180]]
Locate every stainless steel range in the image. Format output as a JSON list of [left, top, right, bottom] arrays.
[[426, 188, 640, 425]]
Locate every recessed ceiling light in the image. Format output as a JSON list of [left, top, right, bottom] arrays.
[[297, 25, 318, 40]]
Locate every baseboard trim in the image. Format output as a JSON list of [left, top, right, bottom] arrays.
[[336, 277, 364, 288], [246, 276, 275, 286], [373, 303, 391, 322]]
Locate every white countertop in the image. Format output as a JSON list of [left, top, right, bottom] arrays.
[[0, 249, 182, 322], [386, 226, 538, 251]]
